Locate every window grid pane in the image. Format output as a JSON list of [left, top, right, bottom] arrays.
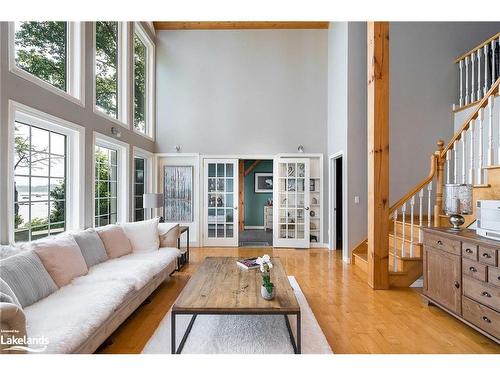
[[95, 145, 119, 226], [134, 157, 146, 221], [133, 33, 147, 134], [14, 121, 67, 241]]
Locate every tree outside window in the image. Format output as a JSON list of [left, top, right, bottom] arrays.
[[134, 34, 147, 133]]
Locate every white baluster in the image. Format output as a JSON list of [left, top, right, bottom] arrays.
[[469, 120, 475, 184], [477, 108, 484, 185], [409, 196, 415, 257], [484, 44, 489, 96], [471, 52, 476, 102], [427, 182, 433, 227], [446, 149, 451, 184], [401, 203, 407, 257], [461, 133, 466, 184], [477, 49, 482, 101], [459, 59, 464, 107], [453, 141, 458, 183], [418, 189, 424, 243], [492, 40, 497, 87], [393, 210, 398, 272], [465, 56, 470, 105], [488, 96, 494, 165]]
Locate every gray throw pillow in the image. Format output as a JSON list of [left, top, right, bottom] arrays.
[[0, 278, 21, 306], [72, 229, 108, 268], [0, 251, 58, 307]]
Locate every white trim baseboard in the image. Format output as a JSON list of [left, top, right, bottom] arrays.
[[244, 226, 265, 230]]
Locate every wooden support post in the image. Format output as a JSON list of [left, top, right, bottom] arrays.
[[367, 22, 390, 290], [239, 160, 245, 231], [434, 140, 445, 227]]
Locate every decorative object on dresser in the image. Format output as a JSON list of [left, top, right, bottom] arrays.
[[476, 200, 500, 240], [422, 227, 500, 343], [443, 184, 473, 230], [255, 173, 273, 193], [143, 193, 164, 222], [164, 165, 194, 222], [264, 206, 273, 231]]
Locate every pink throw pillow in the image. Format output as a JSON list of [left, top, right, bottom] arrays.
[[32, 234, 88, 288], [95, 224, 132, 259]]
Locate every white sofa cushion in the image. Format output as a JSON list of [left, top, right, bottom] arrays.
[[121, 218, 160, 253], [72, 247, 180, 291], [24, 280, 134, 354]]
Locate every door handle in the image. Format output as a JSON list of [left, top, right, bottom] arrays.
[[305, 207, 310, 211], [234, 206, 238, 210], [469, 266, 477, 273], [454, 281, 460, 289], [482, 253, 492, 259], [481, 291, 492, 298]]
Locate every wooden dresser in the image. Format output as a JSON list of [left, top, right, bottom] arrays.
[[422, 227, 500, 344], [264, 206, 273, 231]]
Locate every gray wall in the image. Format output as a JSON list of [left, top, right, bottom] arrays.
[[155, 29, 328, 155], [390, 22, 500, 203], [327, 22, 367, 261], [0, 22, 155, 243]]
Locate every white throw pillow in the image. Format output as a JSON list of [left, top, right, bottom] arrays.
[[121, 217, 160, 253]]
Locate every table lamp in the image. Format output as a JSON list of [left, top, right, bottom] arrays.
[[443, 184, 473, 230], [143, 193, 164, 222]]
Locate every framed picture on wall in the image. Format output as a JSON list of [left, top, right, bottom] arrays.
[[164, 166, 194, 222], [255, 173, 273, 193]]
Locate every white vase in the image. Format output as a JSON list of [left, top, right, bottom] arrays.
[[261, 285, 275, 300]]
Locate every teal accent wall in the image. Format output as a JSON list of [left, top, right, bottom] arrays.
[[244, 160, 273, 227]]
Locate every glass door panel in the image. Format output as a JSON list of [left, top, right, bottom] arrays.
[[204, 159, 239, 246], [273, 157, 310, 248]]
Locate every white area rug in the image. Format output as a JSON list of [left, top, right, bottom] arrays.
[[142, 276, 332, 354]]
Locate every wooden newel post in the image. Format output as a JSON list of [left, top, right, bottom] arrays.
[[434, 140, 445, 227]]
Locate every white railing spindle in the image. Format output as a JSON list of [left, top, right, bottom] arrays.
[[471, 52, 476, 102], [393, 210, 398, 272], [409, 196, 415, 257], [461, 134, 466, 184], [446, 149, 451, 184], [488, 95, 494, 165], [427, 182, 433, 227], [401, 203, 407, 257], [418, 189, 424, 243], [465, 56, 470, 105], [469, 120, 475, 184], [477, 49, 482, 101], [477, 109, 484, 185], [453, 141, 458, 183], [459, 59, 464, 107]]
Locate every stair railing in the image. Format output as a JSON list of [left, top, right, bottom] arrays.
[[454, 32, 499, 110]]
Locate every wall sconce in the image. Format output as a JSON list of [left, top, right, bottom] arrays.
[[111, 127, 122, 138], [297, 145, 304, 153], [175, 145, 181, 152]]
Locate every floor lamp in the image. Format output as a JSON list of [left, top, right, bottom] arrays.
[[143, 193, 164, 222]]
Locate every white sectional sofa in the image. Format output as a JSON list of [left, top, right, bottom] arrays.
[[0, 219, 181, 354]]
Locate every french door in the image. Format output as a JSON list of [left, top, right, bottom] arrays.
[[273, 158, 310, 248], [203, 159, 239, 246]]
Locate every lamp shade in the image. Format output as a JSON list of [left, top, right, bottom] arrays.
[[444, 184, 473, 215], [143, 193, 164, 209]]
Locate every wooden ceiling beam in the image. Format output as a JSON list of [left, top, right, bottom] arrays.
[[244, 160, 261, 177], [153, 21, 329, 30]]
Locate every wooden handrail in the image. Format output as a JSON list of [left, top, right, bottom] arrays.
[[388, 153, 437, 215], [441, 77, 500, 159], [454, 32, 500, 63]]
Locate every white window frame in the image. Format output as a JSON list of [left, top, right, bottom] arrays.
[[8, 22, 85, 106], [133, 23, 155, 140], [93, 22, 129, 128], [133, 147, 154, 220], [92, 132, 130, 226], [7, 101, 85, 244]]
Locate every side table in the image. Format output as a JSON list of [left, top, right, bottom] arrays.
[[177, 226, 190, 270]]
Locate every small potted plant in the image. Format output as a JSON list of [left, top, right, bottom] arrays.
[[256, 255, 275, 300]]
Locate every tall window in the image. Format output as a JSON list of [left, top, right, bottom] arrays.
[[133, 33, 147, 133], [134, 157, 146, 221], [14, 22, 67, 91], [14, 122, 67, 241], [95, 21, 119, 119], [95, 145, 118, 227]]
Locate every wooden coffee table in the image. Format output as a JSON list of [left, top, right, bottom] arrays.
[[171, 257, 301, 354]]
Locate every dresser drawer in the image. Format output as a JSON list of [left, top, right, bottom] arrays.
[[462, 258, 487, 282], [424, 232, 461, 256], [462, 242, 479, 261], [488, 267, 500, 288], [463, 276, 500, 312], [462, 296, 500, 340], [478, 246, 498, 267]]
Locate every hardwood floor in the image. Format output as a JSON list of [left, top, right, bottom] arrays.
[[97, 247, 500, 354]]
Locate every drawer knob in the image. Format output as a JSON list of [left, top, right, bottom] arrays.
[[482, 253, 492, 259], [482, 316, 492, 323], [454, 281, 460, 289], [481, 291, 492, 298], [465, 248, 473, 254], [469, 266, 477, 273], [437, 240, 443, 245]]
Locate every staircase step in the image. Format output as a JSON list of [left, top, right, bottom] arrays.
[[389, 259, 423, 287], [352, 251, 368, 273], [388, 234, 423, 258]]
